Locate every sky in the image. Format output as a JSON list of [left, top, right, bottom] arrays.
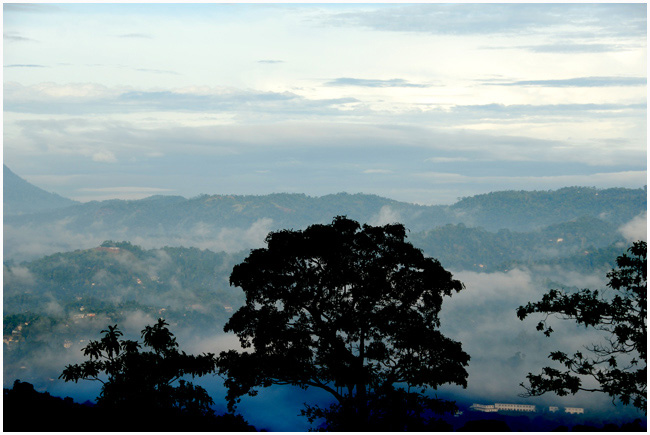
[[3, 2, 647, 205]]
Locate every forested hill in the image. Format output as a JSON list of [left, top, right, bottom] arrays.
[[4, 186, 646, 234], [451, 187, 647, 230], [3, 165, 646, 262]]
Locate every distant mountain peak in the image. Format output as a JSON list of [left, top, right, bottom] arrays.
[[3, 165, 78, 216]]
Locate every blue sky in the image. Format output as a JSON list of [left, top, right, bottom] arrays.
[[3, 3, 647, 204]]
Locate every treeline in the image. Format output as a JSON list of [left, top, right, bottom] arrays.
[[451, 186, 646, 230], [6, 187, 646, 237], [4, 380, 645, 432], [412, 216, 625, 271], [3, 380, 256, 432]]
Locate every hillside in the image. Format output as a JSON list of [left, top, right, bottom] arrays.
[[3, 165, 78, 216], [3, 169, 646, 263], [451, 187, 647, 230]]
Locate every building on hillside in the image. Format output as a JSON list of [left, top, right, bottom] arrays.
[[548, 406, 559, 413], [564, 407, 584, 414], [470, 403, 498, 412], [495, 403, 536, 412]]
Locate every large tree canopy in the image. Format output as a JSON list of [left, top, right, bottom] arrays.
[[517, 241, 647, 412], [218, 216, 469, 426]]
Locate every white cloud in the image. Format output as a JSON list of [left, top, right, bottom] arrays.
[[618, 212, 647, 242], [416, 170, 648, 189], [369, 206, 402, 226]]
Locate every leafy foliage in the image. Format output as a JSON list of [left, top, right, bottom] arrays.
[[517, 241, 647, 412], [301, 384, 455, 431], [60, 319, 218, 415], [218, 216, 469, 428]]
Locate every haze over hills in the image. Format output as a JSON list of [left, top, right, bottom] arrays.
[[3, 165, 78, 216], [3, 165, 647, 429], [3, 166, 646, 263]]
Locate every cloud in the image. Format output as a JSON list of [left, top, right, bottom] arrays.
[[325, 77, 429, 88], [437, 267, 629, 409], [91, 150, 118, 163], [493, 76, 646, 88], [121, 310, 157, 331], [447, 103, 646, 118], [3, 265, 37, 287], [516, 43, 635, 54], [425, 157, 469, 163], [5, 64, 47, 68], [4, 82, 357, 116], [416, 170, 648, 189], [3, 32, 36, 42], [369, 205, 402, 226], [258, 59, 284, 64], [327, 3, 647, 38], [618, 212, 647, 242], [78, 186, 175, 194], [3, 3, 62, 13]]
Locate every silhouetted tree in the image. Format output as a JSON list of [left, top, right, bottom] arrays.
[[301, 384, 455, 431], [60, 319, 218, 416], [4, 379, 257, 431], [218, 216, 469, 429], [517, 241, 646, 412]]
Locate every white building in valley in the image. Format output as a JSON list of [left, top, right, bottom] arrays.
[[470, 403, 498, 413], [495, 403, 537, 412], [564, 407, 585, 414], [471, 402, 584, 415]]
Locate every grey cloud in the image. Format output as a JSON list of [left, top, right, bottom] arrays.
[[3, 32, 36, 42], [3, 4, 62, 13], [4, 83, 358, 116], [5, 64, 46, 68], [258, 59, 284, 64], [325, 77, 428, 88], [516, 43, 634, 54], [492, 76, 646, 88], [327, 3, 646, 38], [445, 103, 647, 119]]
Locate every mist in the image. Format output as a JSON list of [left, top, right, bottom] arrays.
[[6, 248, 645, 430]]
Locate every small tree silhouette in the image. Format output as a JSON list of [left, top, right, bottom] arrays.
[[218, 216, 469, 429], [60, 318, 218, 417], [517, 241, 647, 412]]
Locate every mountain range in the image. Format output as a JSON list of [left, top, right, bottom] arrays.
[[3, 165, 647, 425], [3, 165, 646, 264]]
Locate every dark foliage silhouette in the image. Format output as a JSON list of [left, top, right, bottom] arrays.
[[517, 241, 647, 412], [301, 384, 455, 431], [3, 379, 256, 431], [218, 216, 469, 429], [61, 319, 217, 414], [57, 319, 254, 430], [458, 419, 511, 432]]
